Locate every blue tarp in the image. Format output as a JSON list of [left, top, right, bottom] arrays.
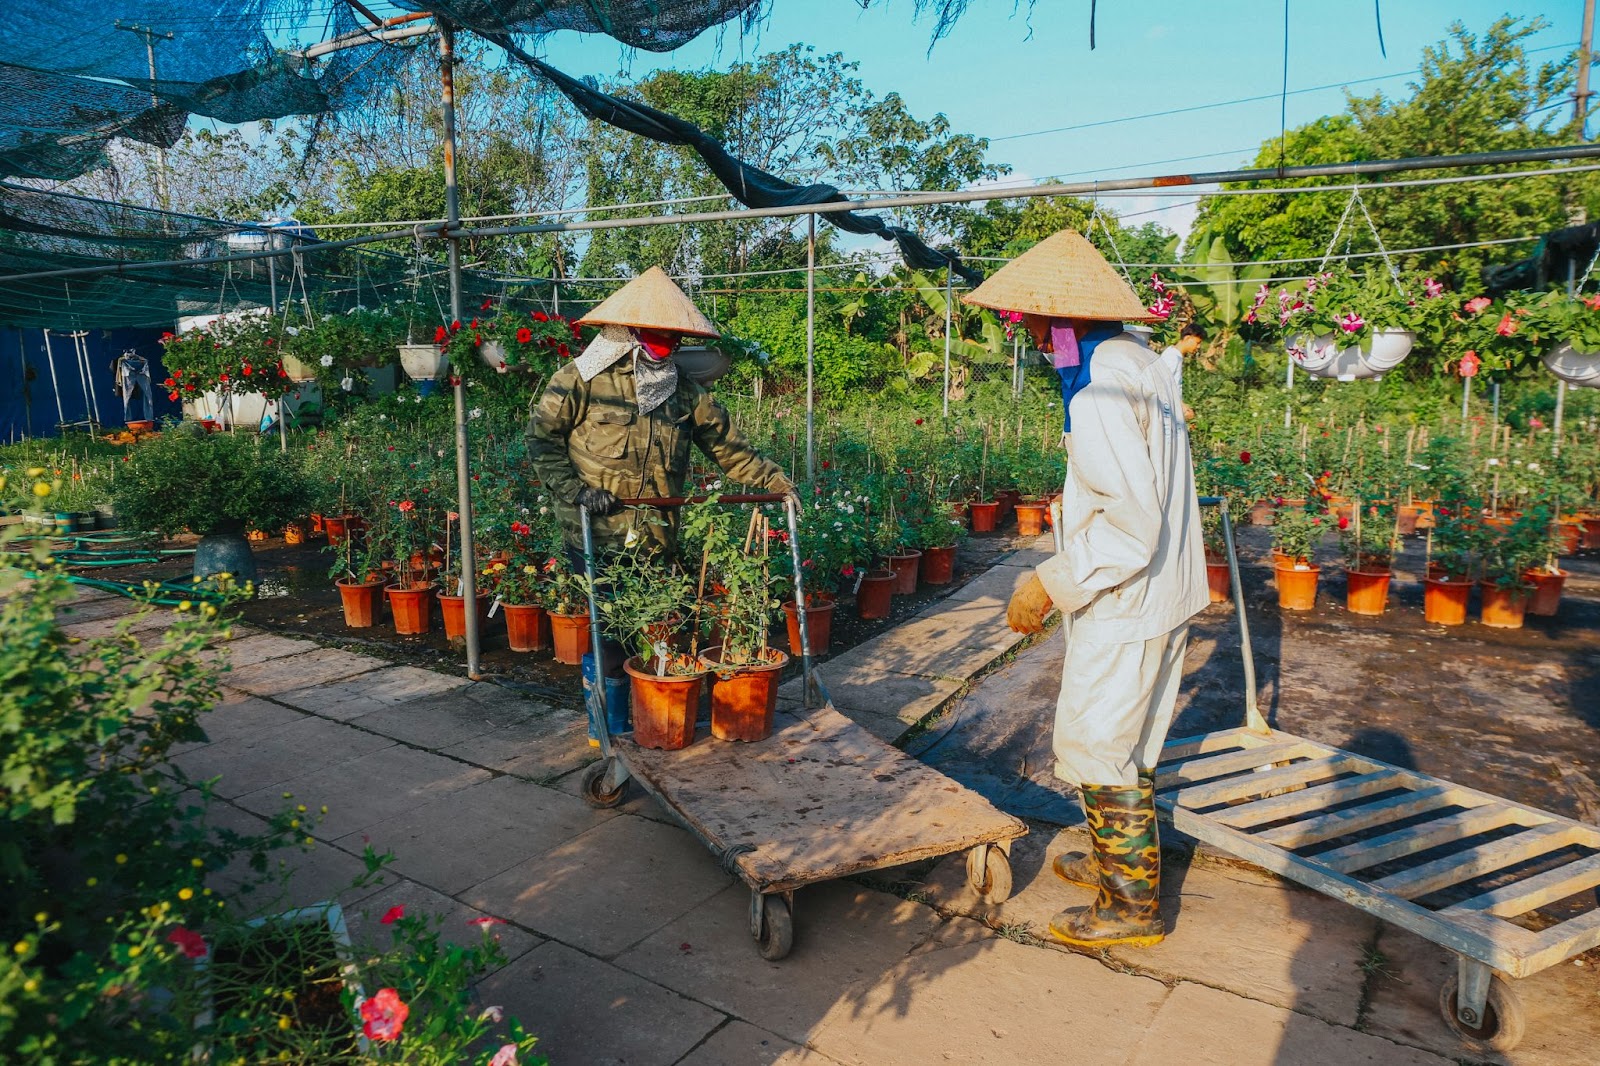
[[0, 326, 177, 440]]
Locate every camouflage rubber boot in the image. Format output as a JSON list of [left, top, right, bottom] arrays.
[[1048, 780, 1164, 949], [1052, 770, 1155, 889]]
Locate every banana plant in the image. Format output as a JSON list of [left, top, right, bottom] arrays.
[[1178, 229, 1275, 333]]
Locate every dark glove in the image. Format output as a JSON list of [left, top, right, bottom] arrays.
[[575, 486, 622, 516]]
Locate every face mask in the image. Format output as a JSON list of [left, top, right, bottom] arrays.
[[633, 328, 681, 361]]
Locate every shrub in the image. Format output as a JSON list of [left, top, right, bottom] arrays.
[[112, 431, 306, 538]]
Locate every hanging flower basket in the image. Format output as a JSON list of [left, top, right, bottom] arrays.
[[1286, 328, 1414, 381], [673, 345, 732, 386], [397, 343, 449, 381], [279, 352, 317, 382], [1542, 342, 1600, 389]]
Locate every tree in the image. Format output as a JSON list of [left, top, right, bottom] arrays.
[[1194, 17, 1600, 291]]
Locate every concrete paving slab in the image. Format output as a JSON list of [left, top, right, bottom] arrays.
[[919, 828, 1377, 1026], [173, 694, 307, 754], [440, 705, 594, 782], [343, 876, 542, 973], [225, 646, 387, 696], [834, 602, 1014, 680], [236, 743, 490, 840], [476, 940, 724, 1066], [170, 715, 396, 798], [348, 684, 548, 752], [463, 815, 732, 958], [942, 565, 1021, 606], [203, 803, 396, 912], [213, 632, 318, 669], [806, 932, 1170, 1066], [1359, 923, 1600, 1066], [339, 775, 611, 895], [61, 608, 174, 640], [615, 881, 943, 1045], [675, 1020, 842, 1066], [546, 760, 683, 826], [275, 664, 472, 721], [1126, 981, 1452, 1066], [777, 669, 961, 733], [55, 595, 141, 623]]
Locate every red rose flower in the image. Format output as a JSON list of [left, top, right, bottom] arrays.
[[168, 391, 180, 402], [173, 370, 183, 379], [160, 331, 174, 340], [184, 383, 195, 391], [360, 988, 409, 1042], [434, 325, 448, 343], [450, 320, 461, 332], [163, 377, 175, 387], [557, 343, 570, 358], [1338, 515, 1350, 530], [242, 364, 252, 376], [532, 311, 549, 322], [1240, 451, 1252, 464], [166, 927, 208, 959], [480, 297, 493, 311], [915, 418, 924, 426], [516, 327, 533, 344]]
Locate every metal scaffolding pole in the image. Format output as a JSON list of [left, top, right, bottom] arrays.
[[440, 24, 482, 678], [805, 213, 816, 485], [942, 266, 952, 419]]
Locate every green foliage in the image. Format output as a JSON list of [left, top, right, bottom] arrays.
[[592, 542, 696, 669], [1271, 504, 1328, 563], [112, 431, 306, 537]]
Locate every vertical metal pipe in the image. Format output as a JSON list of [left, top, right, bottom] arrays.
[[1579, 0, 1596, 140], [1491, 381, 1500, 426], [1283, 354, 1294, 429], [440, 23, 481, 677], [805, 213, 816, 485], [580, 506, 613, 757], [43, 331, 66, 427], [1218, 500, 1265, 733], [1461, 377, 1470, 422], [942, 266, 953, 419]]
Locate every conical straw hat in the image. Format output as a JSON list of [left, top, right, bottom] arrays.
[[962, 229, 1156, 322], [576, 266, 720, 337]]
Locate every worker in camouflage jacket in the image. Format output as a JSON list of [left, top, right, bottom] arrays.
[[528, 266, 797, 560]]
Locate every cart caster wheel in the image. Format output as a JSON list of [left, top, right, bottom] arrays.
[[1439, 972, 1525, 1052], [755, 894, 793, 961], [580, 760, 626, 809], [966, 844, 1013, 904]]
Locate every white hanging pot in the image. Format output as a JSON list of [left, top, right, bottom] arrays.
[[1287, 333, 1340, 373], [279, 353, 317, 382], [1363, 328, 1415, 372], [397, 343, 449, 381], [479, 340, 509, 371], [674, 345, 731, 386], [1543, 341, 1600, 389]]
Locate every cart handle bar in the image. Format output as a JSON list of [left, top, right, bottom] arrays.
[[619, 493, 786, 507]]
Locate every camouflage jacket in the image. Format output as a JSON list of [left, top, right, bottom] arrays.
[[527, 358, 791, 554]]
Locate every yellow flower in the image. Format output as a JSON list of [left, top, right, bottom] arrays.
[[302, 836, 314, 846], [296, 804, 307, 813], [178, 601, 192, 612], [127, 945, 142, 958], [22, 978, 38, 993], [278, 1016, 292, 1031], [13, 941, 27, 955], [494, 562, 506, 571], [33, 912, 46, 924], [178, 888, 194, 901], [25, 466, 44, 477], [523, 565, 536, 575], [190, 858, 204, 868], [114, 853, 128, 865], [32, 482, 51, 498], [85, 877, 98, 887]]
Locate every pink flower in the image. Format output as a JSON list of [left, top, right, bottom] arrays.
[[1459, 351, 1480, 379], [1494, 313, 1518, 337], [468, 916, 508, 929], [397, 500, 416, 513], [490, 1046, 519, 1066], [448, 511, 459, 521], [1464, 296, 1492, 314], [166, 927, 208, 959], [379, 905, 405, 925], [1530, 417, 1545, 429], [1337, 313, 1365, 334], [360, 988, 409, 1042], [1423, 277, 1444, 299]]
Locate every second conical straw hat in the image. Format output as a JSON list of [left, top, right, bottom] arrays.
[[961, 228, 1156, 322], [576, 266, 720, 337]]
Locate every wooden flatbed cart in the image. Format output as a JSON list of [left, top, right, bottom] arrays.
[[573, 495, 1027, 960], [1153, 500, 1600, 1053]]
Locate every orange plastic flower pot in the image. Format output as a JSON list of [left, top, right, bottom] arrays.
[[1558, 524, 1582, 556], [386, 583, 434, 635], [1423, 576, 1471, 626], [701, 647, 789, 742], [625, 656, 705, 750], [947, 501, 970, 528], [782, 597, 834, 658], [1344, 568, 1392, 616], [1583, 516, 1600, 550], [1524, 570, 1566, 617], [1396, 505, 1420, 537], [857, 570, 895, 619], [996, 490, 1020, 525], [284, 523, 305, 546], [503, 602, 550, 652], [323, 515, 350, 546], [1479, 583, 1531, 629], [336, 578, 384, 628], [921, 545, 957, 585], [438, 591, 490, 641], [1015, 502, 1048, 537], [968, 501, 999, 533], [1274, 563, 1320, 611], [548, 611, 591, 665], [887, 550, 922, 595], [1205, 559, 1231, 603], [1249, 500, 1275, 526]]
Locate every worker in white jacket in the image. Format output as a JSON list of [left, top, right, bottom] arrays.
[[963, 229, 1208, 950]]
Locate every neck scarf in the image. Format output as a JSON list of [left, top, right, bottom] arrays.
[[632, 349, 679, 416], [574, 326, 637, 382], [1058, 323, 1124, 434]]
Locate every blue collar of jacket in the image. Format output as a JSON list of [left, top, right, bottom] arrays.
[[1057, 324, 1123, 433]]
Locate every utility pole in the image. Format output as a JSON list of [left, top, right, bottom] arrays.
[[1579, 0, 1597, 139], [114, 20, 174, 210]]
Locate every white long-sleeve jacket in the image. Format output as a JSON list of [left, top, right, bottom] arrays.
[[1035, 332, 1209, 644]]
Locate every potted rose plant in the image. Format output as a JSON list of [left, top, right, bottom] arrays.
[[779, 484, 869, 655], [596, 546, 703, 751], [1423, 498, 1481, 626], [1339, 500, 1398, 616], [542, 557, 591, 665], [1270, 504, 1325, 611], [1478, 509, 1549, 630]]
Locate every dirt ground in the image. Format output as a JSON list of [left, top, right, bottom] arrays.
[[78, 524, 1037, 708]]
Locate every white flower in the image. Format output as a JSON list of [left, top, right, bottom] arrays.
[[1528, 462, 1542, 472], [834, 521, 843, 529], [339, 376, 354, 391], [1486, 458, 1500, 467], [845, 505, 854, 514], [624, 529, 639, 547], [319, 354, 334, 367], [378, 414, 387, 421], [469, 407, 483, 419], [285, 325, 300, 336], [413, 395, 422, 404]]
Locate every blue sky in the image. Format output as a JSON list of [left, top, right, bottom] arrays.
[[517, 1, 1585, 238]]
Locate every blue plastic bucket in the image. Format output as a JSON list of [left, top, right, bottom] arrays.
[[581, 653, 631, 740]]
